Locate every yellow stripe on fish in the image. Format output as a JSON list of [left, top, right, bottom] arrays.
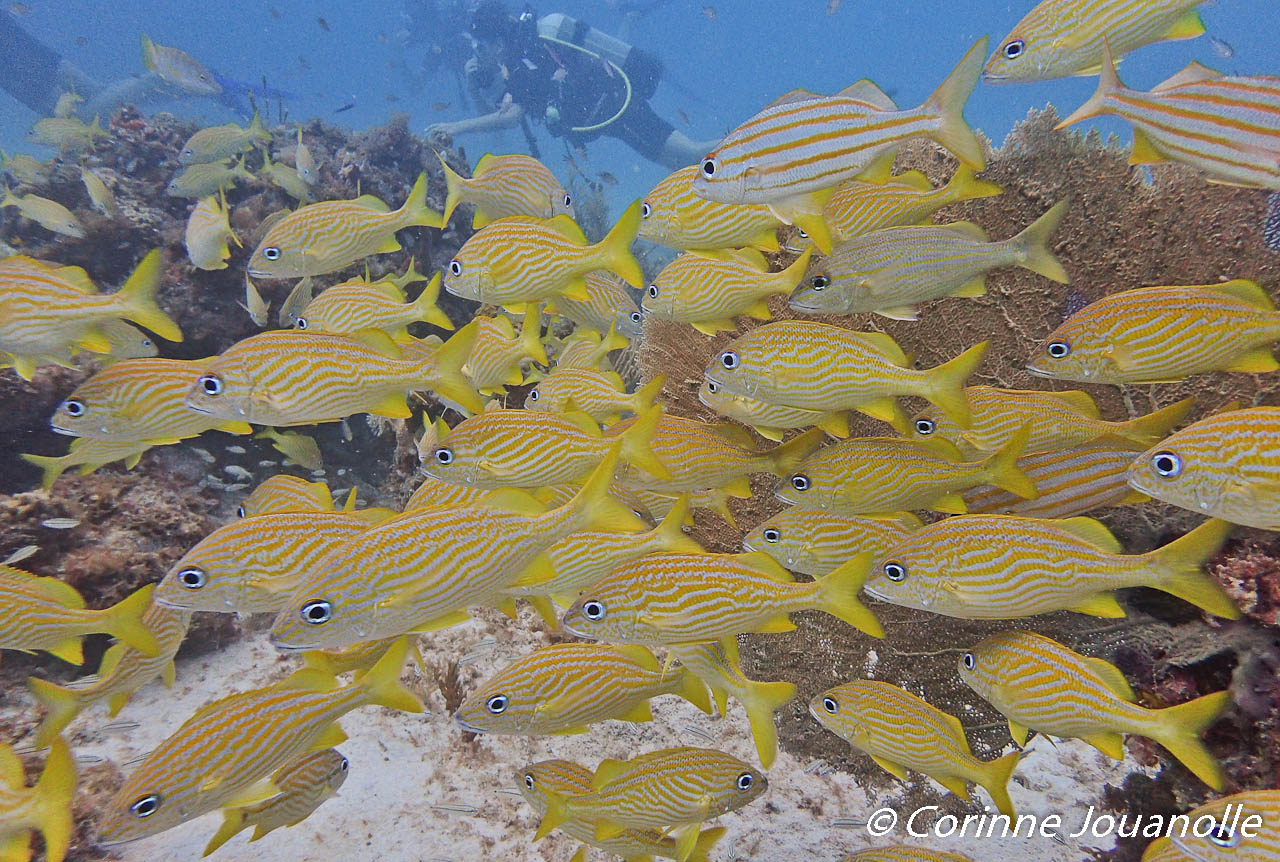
[[698, 379, 849, 441], [820, 165, 1002, 242], [402, 472, 495, 511], [562, 550, 882, 644], [0, 571, 158, 665], [0, 190, 84, 237], [986, 0, 1207, 83], [291, 271, 454, 346], [462, 304, 547, 395], [544, 271, 643, 338], [743, 510, 921, 577], [239, 475, 336, 517], [959, 630, 1230, 791], [177, 109, 268, 164], [21, 437, 160, 489], [707, 320, 986, 429], [1028, 280, 1280, 383], [28, 602, 191, 748], [638, 164, 782, 254], [97, 638, 422, 845], [554, 323, 630, 371], [864, 515, 1237, 620], [963, 441, 1149, 519], [643, 247, 813, 334], [526, 370, 664, 424], [811, 679, 1019, 816], [1128, 406, 1280, 530], [790, 202, 1068, 320], [166, 157, 253, 199], [455, 643, 710, 735], [247, 172, 442, 278], [202, 748, 348, 857], [1145, 790, 1280, 862], [183, 323, 482, 426], [437, 151, 573, 226], [1058, 50, 1280, 190], [28, 114, 105, 152], [444, 202, 643, 307], [0, 736, 75, 862]]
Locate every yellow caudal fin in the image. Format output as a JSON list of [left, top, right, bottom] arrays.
[[983, 424, 1037, 499], [424, 320, 485, 415], [771, 245, 814, 295], [246, 107, 270, 144], [816, 553, 883, 638], [769, 191, 834, 254], [978, 751, 1021, 818], [924, 341, 987, 429], [116, 249, 182, 343], [618, 405, 672, 480], [741, 678, 797, 769], [202, 808, 248, 856], [1143, 518, 1240, 619], [356, 637, 425, 713], [1010, 200, 1070, 283], [30, 736, 76, 862], [1121, 396, 1196, 448], [923, 37, 987, 169], [518, 303, 548, 366], [412, 272, 455, 331], [566, 443, 649, 534], [20, 452, 72, 490], [1151, 690, 1231, 791], [1163, 9, 1206, 42], [766, 427, 825, 477], [945, 164, 1003, 203], [594, 200, 644, 287], [631, 374, 667, 414], [27, 677, 82, 750], [396, 171, 443, 230], [1057, 41, 1124, 128], [650, 494, 703, 554], [101, 585, 161, 657], [434, 151, 468, 225], [689, 826, 728, 862], [140, 33, 158, 70]]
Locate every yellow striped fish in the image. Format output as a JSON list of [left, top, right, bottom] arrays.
[[841, 847, 974, 862], [27, 114, 105, 152], [0, 737, 75, 862], [545, 270, 643, 338], [140, 33, 220, 95], [0, 251, 182, 379], [239, 475, 335, 517], [294, 129, 316, 186], [21, 437, 159, 489], [776, 430, 1036, 515], [639, 164, 782, 254], [424, 405, 669, 488], [97, 639, 421, 845], [456, 643, 710, 735], [625, 485, 739, 529], [166, 157, 253, 199], [291, 272, 454, 347], [693, 39, 987, 248], [986, 0, 1207, 83], [743, 510, 921, 577], [904, 388, 1195, 457], [0, 573, 158, 664], [256, 428, 323, 471], [96, 320, 160, 363], [269, 450, 646, 651], [185, 192, 240, 271], [28, 602, 191, 748], [1058, 52, 1280, 189], [402, 472, 494, 511], [463, 304, 547, 395], [669, 640, 795, 769], [820, 166, 1002, 242], [865, 515, 1237, 620], [534, 747, 766, 862], [959, 630, 1230, 790], [643, 247, 813, 334], [80, 166, 117, 217], [811, 679, 1019, 816], [49, 358, 251, 442], [184, 323, 483, 425], [301, 637, 413, 677], [0, 150, 50, 185], [444, 202, 643, 308], [178, 109, 268, 164], [1128, 406, 1280, 530], [963, 441, 1149, 518], [202, 749, 348, 857], [708, 320, 985, 427], [155, 513, 371, 614], [526, 371, 664, 424], [247, 173, 442, 278], [437, 151, 573, 226], [0, 191, 83, 237], [259, 152, 312, 203], [562, 551, 882, 644], [554, 323, 630, 372], [1147, 790, 1280, 862], [518, 759, 727, 862], [698, 379, 848, 441], [1028, 280, 1280, 383], [791, 203, 1069, 320]]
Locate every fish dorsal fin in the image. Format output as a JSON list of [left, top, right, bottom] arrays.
[[20, 572, 86, 609], [350, 194, 391, 212], [765, 88, 820, 109], [546, 214, 588, 244], [480, 488, 547, 516], [53, 264, 96, 293], [1049, 390, 1100, 418], [939, 709, 968, 743], [591, 758, 629, 790], [363, 279, 407, 301], [1049, 517, 1123, 553], [615, 643, 661, 672], [735, 551, 795, 582], [837, 79, 898, 111], [474, 153, 496, 175], [1153, 61, 1221, 92], [561, 410, 602, 436], [1084, 656, 1137, 702], [731, 247, 770, 273], [1210, 279, 1275, 310], [856, 331, 910, 366], [940, 220, 988, 241]]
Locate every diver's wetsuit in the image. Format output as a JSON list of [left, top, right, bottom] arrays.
[[0, 10, 69, 115]]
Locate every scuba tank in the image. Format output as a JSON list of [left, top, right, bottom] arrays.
[[537, 12, 662, 100]]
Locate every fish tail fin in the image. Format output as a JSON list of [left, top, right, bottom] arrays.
[[923, 37, 987, 169], [101, 584, 161, 657], [519, 303, 548, 366], [946, 164, 1003, 202], [816, 553, 883, 638], [117, 249, 182, 343], [924, 341, 987, 429], [1144, 518, 1240, 619], [983, 424, 1037, 499], [599, 321, 630, 356], [689, 826, 728, 862], [978, 752, 1021, 818], [1011, 200, 1070, 283], [741, 678, 797, 769], [20, 452, 71, 490], [618, 405, 672, 480], [356, 637, 425, 713], [140, 33, 157, 71], [567, 443, 648, 534], [533, 789, 570, 840], [1122, 396, 1196, 448], [29, 737, 75, 862], [631, 374, 666, 415], [1151, 690, 1231, 791], [399, 171, 444, 229], [26, 677, 82, 750], [247, 107, 269, 143], [773, 245, 814, 294], [766, 427, 825, 477], [435, 151, 466, 225], [1057, 41, 1123, 128], [595, 200, 643, 287], [423, 320, 485, 415], [412, 272, 455, 331], [651, 494, 702, 554], [202, 809, 248, 857]]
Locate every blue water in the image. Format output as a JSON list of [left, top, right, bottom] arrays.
[[2, 0, 1278, 210]]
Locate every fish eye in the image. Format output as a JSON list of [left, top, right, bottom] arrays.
[[449, 259, 463, 277], [340, 757, 349, 771], [762, 528, 781, 544], [182, 148, 194, 158], [301, 600, 332, 625], [700, 157, 718, 177], [822, 696, 838, 714], [61, 398, 85, 417], [706, 380, 719, 394], [790, 474, 810, 492], [1151, 450, 1183, 478], [914, 418, 935, 436], [883, 561, 906, 582], [296, 317, 308, 330], [434, 447, 454, 465], [1047, 340, 1070, 359], [524, 773, 535, 789], [962, 652, 976, 670], [198, 374, 224, 396], [528, 389, 539, 401], [647, 284, 659, 298], [129, 794, 161, 818], [1208, 823, 1240, 848], [735, 772, 754, 791], [630, 311, 642, 324], [563, 194, 572, 207], [810, 275, 830, 291], [178, 567, 206, 589], [720, 351, 739, 370], [1003, 39, 1025, 60], [641, 202, 651, 218], [486, 694, 508, 714], [262, 246, 281, 261], [236, 505, 246, 518], [142, 338, 153, 347], [583, 600, 606, 621], [797, 229, 809, 239]]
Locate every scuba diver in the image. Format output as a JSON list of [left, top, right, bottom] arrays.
[[426, 1, 718, 170], [392, 0, 479, 105]]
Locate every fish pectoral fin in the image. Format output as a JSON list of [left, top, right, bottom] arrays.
[[546, 725, 590, 735], [313, 723, 349, 749], [672, 822, 704, 862], [217, 777, 281, 807], [869, 754, 910, 781], [593, 818, 628, 841], [874, 306, 919, 321], [1225, 347, 1280, 374], [1008, 719, 1030, 746], [591, 758, 629, 790], [1083, 657, 1137, 702], [1129, 128, 1167, 165], [408, 610, 472, 632], [478, 459, 519, 477], [353, 329, 403, 358], [1082, 731, 1126, 761], [753, 614, 796, 634], [951, 277, 986, 298], [1068, 592, 1127, 618], [616, 700, 654, 723]]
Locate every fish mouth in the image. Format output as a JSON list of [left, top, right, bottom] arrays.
[[267, 634, 315, 652], [1024, 361, 1054, 378], [49, 424, 77, 436], [981, 71, 1009, 83], [559, 619, 590, 639], [454, 715, 485, 734], [184, 397, 212, 414]]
